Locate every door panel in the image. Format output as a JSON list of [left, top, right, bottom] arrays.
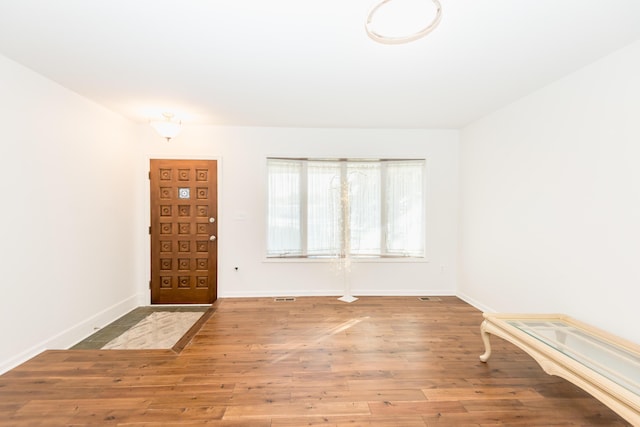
[[150, 159, 217, 304]]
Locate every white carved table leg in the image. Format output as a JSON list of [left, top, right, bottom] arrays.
[[479, 320, 492, 362]]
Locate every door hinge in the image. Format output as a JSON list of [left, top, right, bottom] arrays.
[[148, 171, 151, 179], [148, 226, 151, 234], [149, 280, 152, 289]]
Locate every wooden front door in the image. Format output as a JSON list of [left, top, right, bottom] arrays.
[[150, 159, 218, 304]]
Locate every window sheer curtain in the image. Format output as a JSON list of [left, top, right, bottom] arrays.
[[348, 162, 381, 256], [307, 161, 341, 257], [267, 158, 424, 258], [267, 159, 302, 256], [385, 160, 424, 256]]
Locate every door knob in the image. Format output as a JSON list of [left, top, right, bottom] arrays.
[[209, 217, 215, 223], [209, 235, 216, 241]]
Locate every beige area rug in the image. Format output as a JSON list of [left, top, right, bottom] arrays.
[[102, 312, 204, 350]]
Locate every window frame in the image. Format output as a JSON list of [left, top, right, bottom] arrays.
[[265, 157, 428, 262]]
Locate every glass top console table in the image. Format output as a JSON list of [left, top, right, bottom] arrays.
[[480, 313, 640, 425]]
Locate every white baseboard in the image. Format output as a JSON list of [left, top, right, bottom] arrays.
[[219, 289, 456, 298], [218, 290, 342, 298], [355, 289, 456, 297], [456, 291, 495, 313], [0, 294, 139, 375]]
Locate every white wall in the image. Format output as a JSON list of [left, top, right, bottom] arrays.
[[0, 54, 139, 373], [459, 41, 640, 344], [137, 126, 459, 299]]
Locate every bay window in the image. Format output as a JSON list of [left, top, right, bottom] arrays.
[[267, 158, 425, 258]]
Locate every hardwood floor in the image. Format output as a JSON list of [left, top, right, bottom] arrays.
[[0, 297, 630, 426]]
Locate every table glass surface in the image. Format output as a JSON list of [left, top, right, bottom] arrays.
[[506, 319, 640, 396]]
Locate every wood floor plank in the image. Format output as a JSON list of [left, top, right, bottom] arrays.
[[223, 401, 371, 418], [290, 388, 428, 402], [422, 386, 544, 401], [0, 296, 631, 426], [368, 400, 467, 417], [271, 415, 429, 426]]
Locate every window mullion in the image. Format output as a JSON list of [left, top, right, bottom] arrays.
[[300, 161, 308, 257], [380, 161, 388, 256], [340, 161, 349, 258]]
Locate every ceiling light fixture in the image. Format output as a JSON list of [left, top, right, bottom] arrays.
[[150, 112, 182, 141], [365, 0, 442, 45]]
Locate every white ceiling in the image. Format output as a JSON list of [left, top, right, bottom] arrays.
[[1, 0, 639, 129]]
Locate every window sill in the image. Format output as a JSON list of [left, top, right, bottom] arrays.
[[263, 256, 429, 264]]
